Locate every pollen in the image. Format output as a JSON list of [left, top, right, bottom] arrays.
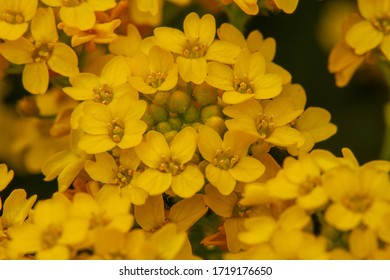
[[182, 39, 207, 59], [342, 193, 373, 213], [41, 225, 62, 249], [371, 16, 390, 35], [107, 117, 124, 143], [158, 155, 186, 175], [255, 113, 275, 138], [233, 76, 254, 94], [93, 84, 113, 104], [32, 42, 54, 63], [212, 148, 240, 170], [145, 71, 166, 88], [1, 11, 25, 24]]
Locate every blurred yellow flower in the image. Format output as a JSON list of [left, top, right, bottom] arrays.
[[41, 0, 117, 31], [346, 0, 390, 59], [0, 0, 37, 40], [0, 7, 79, 94]]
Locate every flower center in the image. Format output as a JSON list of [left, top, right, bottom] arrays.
[[1, 11, 24, 24], [158, 155, 186, 175], [41, 225, 62, 249], [32, 43, 54, 63], [233, 76, 254, 94], [182, 39, 207, 58], [298, 176, 321, 196], [62, 0, 83, 7], [255, 113, 275, 138], [342, 192, 373, 213], [371, 16, 390, 35], [93, 84, 113, 104], [112, 165, 135, 187], [107, 117, 124, 143], [145, 72, 166, 88], [212, 148, 239, 170]]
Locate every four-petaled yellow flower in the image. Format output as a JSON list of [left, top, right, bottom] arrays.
[[198, 125, 265, 195], [206, 48, 283, 104], [154, 12, 241, 84], [135, 126, 204, 198], [346, 0, 390, 59], [78, 95, 147, 154], [0, 0, 38, 40], [0, 7, 79, 94]]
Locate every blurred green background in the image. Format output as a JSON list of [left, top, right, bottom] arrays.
[[1, 0, 388, 201]]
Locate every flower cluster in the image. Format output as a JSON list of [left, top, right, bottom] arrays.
[[0, 0, 389, 260]]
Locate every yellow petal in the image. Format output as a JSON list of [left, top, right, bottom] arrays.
[[197, 125, 222, 162], [2, 189, 37, 226], [78, 134, 116, 154], [229, 156, 265, 182], [60, 4, 95, 30], [325, 203, 362, 231], [358, 0, 390, 19], [48, 43, 79, 77], [0, 37, 34, 64], [239, 216, 276, 245], [274, 0, 299, 14], [346, 20, 383, 54], [154, 27, 186, 54], [101, 56, 131, 87], [253, 73, 283, 99], [171, 166, 204, 198], [380, 35, 390, 60], [204, 184, 238, 217], [217, 23, 246, 48], [137, 168, 172, 195], [135, 131, 170, 169], [31, 7, 58, 43], [206, 40, 241, 64], [134, 195, 165, 231], [266, 126, 305, 147], [22, 62, 49, 94], [205, 62, 234, 91], [170, 126, 197, 164], [177, 56, 207, 84], [149, 223, 186, 259], [84, 153, 117, 183], [169, 194, 208, 231], [206, 164, 236, 195], [0, 22, 28, 41], [348, 228, 378, 259], [222, 91, 254, 104]]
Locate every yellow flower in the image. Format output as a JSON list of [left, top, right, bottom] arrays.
[[223, 98, 305, 150], [328, 14, 367, 87], [63, 55, 135, 103], [58, 19, 121, 48], [0, 0, 38, 40], [0, 189, 37, 242], [78, 94, 147, 154], [345, 0, 390, 59], [287, 107, 337, 156], [7, 193, 89, 259], [217, 23, 292, 84], [348, 227, 378, 259], [154, 12, 241, 84], [41, 129, 91, 192], [128, 46, 178, 94], [41, 0, 117, 31], [273, 0, 299, 14], [206, 48, 282, 104], [324, 164, 390, 231], [135, 126, 204, 197], [0, 7, 79, 94], [266, 153, 329, 211], [233, 0, 259, 15], [198, 125, 264, 195], [108, 24, 143, 57], [84, 150, 148, 205]]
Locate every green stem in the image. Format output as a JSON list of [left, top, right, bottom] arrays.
[[377, 59, 390, 160]]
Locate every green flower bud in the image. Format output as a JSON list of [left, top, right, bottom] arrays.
[[153, 91, 171, 105], [200, 104, 223, 123], [168, 90, 190, 113], [193, 83, 218, 106], [168, 117, 183, 131], [156, 121, 172, 134], [164, 130, 178, 144], [183, 103, 200, 123], [149, 103, 168, 122], [141, 112, 155, 128]]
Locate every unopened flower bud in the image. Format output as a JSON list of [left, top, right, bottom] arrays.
[[193, 83, 218, 106], [164, 130, 178, 143], [153, 91, 171, 105], [156, 121, 172, 134], [168, 117, 182, 131], [149, 103, 168, 122], [168, 90, 190, 113], [16, 96, 39, 117], [183, 102, 200, 123], [205, 116, 226, 136]]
